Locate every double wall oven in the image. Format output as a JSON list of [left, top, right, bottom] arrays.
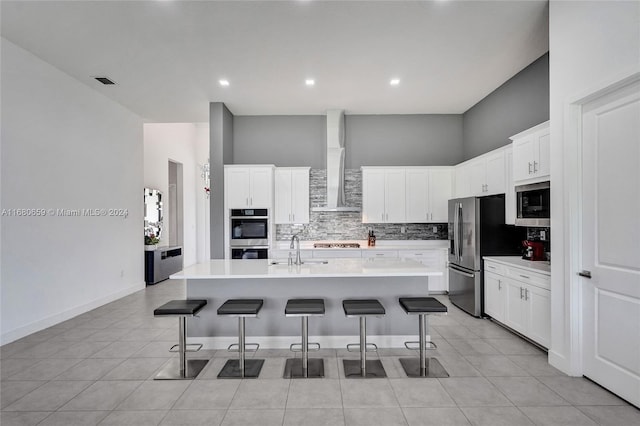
[[229, 209, 269, 259]]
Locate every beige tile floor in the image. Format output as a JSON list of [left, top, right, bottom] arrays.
[[1, 279, 638, 426]]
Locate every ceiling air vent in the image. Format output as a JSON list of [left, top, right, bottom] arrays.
[[94, 77, 115, 85]]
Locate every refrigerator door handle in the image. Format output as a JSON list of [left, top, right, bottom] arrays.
[[457, 203, 463, 261], [449, 264, 475, 278]]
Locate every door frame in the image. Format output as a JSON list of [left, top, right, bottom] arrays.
[[559, 67, 640, 377]]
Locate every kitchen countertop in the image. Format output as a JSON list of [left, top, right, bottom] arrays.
[[273, 239, 449, 251], [483, 256, 551, 275], [171, 258, 442, 280]]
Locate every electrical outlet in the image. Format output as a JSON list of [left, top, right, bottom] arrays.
[[433, 226, 438, 233], [540, 230, 546, 241], [401, 226, 406, 234]]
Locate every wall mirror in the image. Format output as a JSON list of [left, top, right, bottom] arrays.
[[144, 188, 163, 241]]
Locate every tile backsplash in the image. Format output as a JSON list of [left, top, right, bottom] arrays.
[[275, 168, 448, 241]]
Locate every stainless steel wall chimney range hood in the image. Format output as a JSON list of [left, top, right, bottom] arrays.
[[312, 110, 360, 212]]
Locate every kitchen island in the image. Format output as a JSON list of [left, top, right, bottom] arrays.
[[171, 258, 442, 349]]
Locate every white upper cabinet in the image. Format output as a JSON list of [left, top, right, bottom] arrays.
[[225, 165, 274, 209], [454, 146, 507, 198], [511, 121, 550, 184], [274, 167, 310, 224], [405, 167, 452, 222], [362, 167, 406, 223]]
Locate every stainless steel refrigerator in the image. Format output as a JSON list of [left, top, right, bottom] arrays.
[[448, 195, 526, 317]]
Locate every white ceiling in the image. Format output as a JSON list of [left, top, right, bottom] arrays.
[[0, 0, 549, 122]]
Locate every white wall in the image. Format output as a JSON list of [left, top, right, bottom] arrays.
[[0, 38, 144, 344], [143, 123, 209, 266], [548, 0, 640, 373]]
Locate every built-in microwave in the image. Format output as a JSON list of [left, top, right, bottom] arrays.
[[515, 181, 550, 227], [230, 208, 269, 247]]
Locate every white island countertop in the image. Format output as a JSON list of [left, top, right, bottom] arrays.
[[171, 258, 442, 280]]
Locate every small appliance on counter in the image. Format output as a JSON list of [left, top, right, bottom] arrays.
[[522, 240, 545, 261]]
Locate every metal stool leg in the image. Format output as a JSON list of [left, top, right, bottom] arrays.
[[238, 317, 245, 378], [302, 316, 308, 377], [154, 316, 208, 380], [218, 316, 264, 379], [399, 313, 449, 378], [360, 316, 367, 377], [283, 315, 324, 378]]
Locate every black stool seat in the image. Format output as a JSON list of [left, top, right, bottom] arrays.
[[343, 299, 385, 316], [217, 299, 263, 316], [286, 299, 325, 316], [154, 299, 207, 316], [399, 297, 448, 314]]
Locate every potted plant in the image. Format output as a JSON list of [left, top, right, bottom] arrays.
[[145, 234, 160, 250]]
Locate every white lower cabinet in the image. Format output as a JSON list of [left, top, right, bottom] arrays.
[[484, 260, 550, 348]]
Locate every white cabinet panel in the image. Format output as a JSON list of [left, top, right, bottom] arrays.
[[504, 147, 516, 225], [454, 148, 507, 197], [312, 250, 361, 259], [362, 168, 405, 223], [225, 166, 274, 209], [511, 121, 550, 184], [526, 284, 551, 348], [484, 270, 505, 322], [400, 167, 452, 223], [485, 150, 506, 195], [399, 248, 448, 293], [504, 279, 527, 334], [362, 250, 399, 259], [274, 168, 309, 224]]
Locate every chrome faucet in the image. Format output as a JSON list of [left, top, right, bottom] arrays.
[[289, 234, 302, 266]]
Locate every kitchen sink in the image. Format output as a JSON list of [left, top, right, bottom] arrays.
[[269, 260, 329, 265]]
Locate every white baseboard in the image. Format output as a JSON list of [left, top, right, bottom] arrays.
[[548, 349, 574, 375], [188, 334, 431, 350], [0, 281, 145, 345]]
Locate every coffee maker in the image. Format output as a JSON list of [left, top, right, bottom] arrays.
[[522, 240, 545, 261]]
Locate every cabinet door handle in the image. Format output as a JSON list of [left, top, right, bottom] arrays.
[[386, 213, 389, 221], [519, 274, 530, 279], [250, 197, 253, 206], [292, 213, 295, 222], [533, 161, 538, 173], [246, 198, 249, 206], [520, 287, 524, 299], [525, 288, 529, 301], [498, 280, 502, 290], [382, 213, 384, 221], [528, 162, 532, 174]]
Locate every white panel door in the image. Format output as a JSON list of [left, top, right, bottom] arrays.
[[405, 169, 429, 222], [362, 169, 386, 223], [526, 285, 550, 348], [274, 169, 292, 224], [513, 136, 535, 182], [581, 79, 640, 407], [485, 150, 505, 195], [384, 169, 406, 223], [226, 168, 250, 208], [484, 271, 504, 322], [504, 279, 526, 334], [504, 148, 516, 225], [468, 159, 485, 195], [535, 130, 551, 178], [429, 168, 452, 222], [249, 168, 272, 208], [290, 168, 309, 224]]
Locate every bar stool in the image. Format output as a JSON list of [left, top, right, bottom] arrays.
[[342, 299, 387, 378], [217, 299, 265, 379], [398, 297, 449, 378], [153, 299, 208, 380], [283, 298, 325, 378]]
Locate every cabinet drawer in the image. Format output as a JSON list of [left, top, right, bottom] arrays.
[[270, 249, 313, 259], [362, 250, 399, 258], [399, 250, 441, 261], [484, 261, 505, 275], [503, 266, 550, 290]]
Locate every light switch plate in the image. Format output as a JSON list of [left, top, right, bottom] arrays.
[[433, 226, 438, 233], [401, 226, 406, 233], [540, 230, 546, 241]]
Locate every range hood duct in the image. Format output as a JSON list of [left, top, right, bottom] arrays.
[[312, 110, 360, 212]]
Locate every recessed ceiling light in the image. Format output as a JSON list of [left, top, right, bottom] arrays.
[[390, 78, 400, 86], [305, 79, 315, 86], [219, 79, 230, 87]]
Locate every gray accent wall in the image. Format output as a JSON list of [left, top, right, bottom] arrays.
[[462, 53, 549, 160], [232, 114, 464, 167], [345, 115, 464, 167], [209, 102, 234, 259], [233, 116, 326, 168]]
